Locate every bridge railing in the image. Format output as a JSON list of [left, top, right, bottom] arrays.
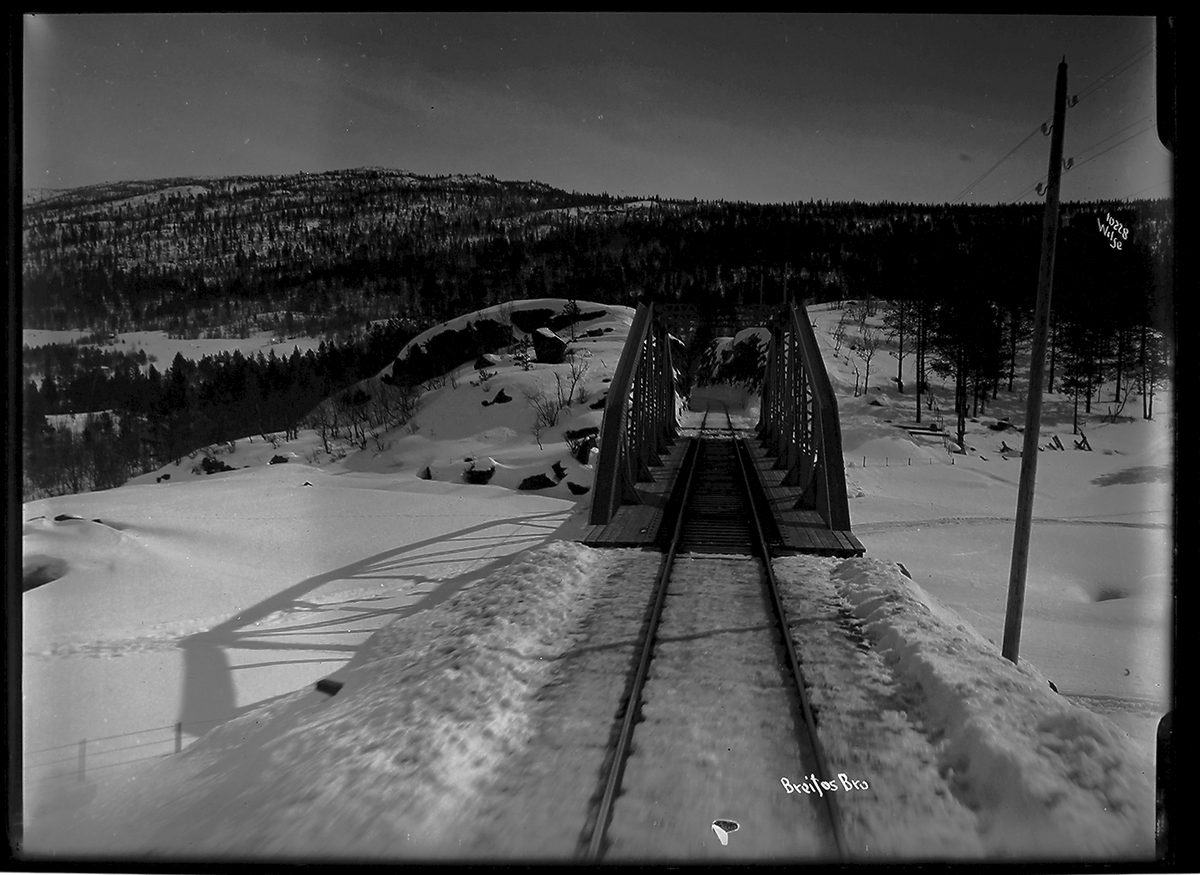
[[590, 303, 679, 525], [757, 301, 852, 530]]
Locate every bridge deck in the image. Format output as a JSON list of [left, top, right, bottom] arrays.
[[583, 413, 865, 557], [581, 435, 690, 548], [740, 438, 866, 557]]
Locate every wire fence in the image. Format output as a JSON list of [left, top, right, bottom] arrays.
[[851, 455, 959, 468], [24, 712, 237, 788]]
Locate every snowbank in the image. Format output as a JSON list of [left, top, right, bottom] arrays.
[[34, 541, 611, 858], [831, 558, 1155, 859], [393, 298, 634, 363], [814, 300, 1171, 748]]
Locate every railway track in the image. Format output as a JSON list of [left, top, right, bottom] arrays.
[[582, 404, 847, 861]]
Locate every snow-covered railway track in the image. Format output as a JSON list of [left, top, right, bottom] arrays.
[[584, 405, 848, 861]]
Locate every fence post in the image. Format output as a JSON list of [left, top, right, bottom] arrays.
[[175, 721, 183, 754], [78, 739, 86, 783]]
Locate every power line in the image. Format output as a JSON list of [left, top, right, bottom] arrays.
[[1120, 180, 1171, 201], [1073, 112, 1154, 162], [1010, 117, 1157, 204], [961, 39, 1157, 205], [1010, 180, 1043, 205], [1073, 40, 1155, 105], [951, 125, 1042, 204], [1073, 123, 1157, 172]]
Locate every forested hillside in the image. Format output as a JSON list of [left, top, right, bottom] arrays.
[[21, 168, 1173, 499]]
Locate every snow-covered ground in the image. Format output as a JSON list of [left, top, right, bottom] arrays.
[[778, 555, 1156, 859], [20, 300, 627, 850], [22, 327, 331, 369], [20, 298, 1172, 861], [806, 302, 1172, 746]]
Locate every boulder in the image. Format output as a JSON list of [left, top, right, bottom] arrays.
[[532, 327, 568, 365], [463, 465, 496, 485], [315, 678, 343, 696], [483, 387, 512, 407], [565, 426, 600, 462], [518, 473, 557, 491], [200, 456, 235, 474]]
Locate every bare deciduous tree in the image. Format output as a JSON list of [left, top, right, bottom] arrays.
[[525, 388, 560, 449], [852, 327, 881, 396]]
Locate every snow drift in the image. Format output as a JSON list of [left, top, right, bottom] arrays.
[[831, 558, 1154, 858]]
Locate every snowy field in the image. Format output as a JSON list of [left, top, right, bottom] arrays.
[[20, 298, 1172, 861], [22, 327, 331, 370], [805, 301, 1173, 750]]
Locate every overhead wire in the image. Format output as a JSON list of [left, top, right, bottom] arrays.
[[1119, 179, 1171, 201], [1007, 38, 1159, 205], [1072, 40, 1155, 106], [1074, 112, 1155, 158], [1010, 120, 1158, 204], [964, 38, 1156, 205], [950, 125, 1043, 204], [1071, 123, 1158, 172]]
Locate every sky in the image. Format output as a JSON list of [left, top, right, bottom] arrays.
[[21, 13, 1172, 205]]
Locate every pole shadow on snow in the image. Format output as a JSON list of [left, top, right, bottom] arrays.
[[176, 509, 571, 735]]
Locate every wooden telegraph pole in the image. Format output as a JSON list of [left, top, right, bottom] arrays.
[[1003, 59, 1069, 663]]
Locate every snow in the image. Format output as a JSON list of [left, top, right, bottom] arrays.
[[392, 297, 634, 363], [359, 300, 631, 495], [607, 556, 831, 860], [100, 184, 212, 211], [809, 301, 1173, 746], [22, 327, 330, 369], [22, 472, 589, 827], [825, 558, 1153, 858], [33, 540, 614, 857], [20, 297, 1171, 862]]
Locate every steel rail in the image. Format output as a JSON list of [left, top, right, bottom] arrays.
[[585, 403, 846, 861], [733, 431, 850, 861], [584, 431, 703, 861]]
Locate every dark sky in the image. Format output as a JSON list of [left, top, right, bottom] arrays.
[[22, 13, 1171, 204]]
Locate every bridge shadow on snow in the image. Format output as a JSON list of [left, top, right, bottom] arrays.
[[176, 509, 573, 735]]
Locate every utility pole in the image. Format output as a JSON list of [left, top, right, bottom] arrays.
[[1003, 58, 1069, 663]]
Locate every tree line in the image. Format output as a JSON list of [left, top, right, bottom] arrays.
[[21, 168, 1172, 496], [22, 318, 418, 499], [827, 206, 1171, 447]]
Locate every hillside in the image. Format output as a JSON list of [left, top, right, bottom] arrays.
[[22, 168, 638, 333], [22, 169, 1171, 348]]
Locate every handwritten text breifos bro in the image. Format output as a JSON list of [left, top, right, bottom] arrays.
[[1099, 213, 1129, 250], [781, 774, 869, 797]]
